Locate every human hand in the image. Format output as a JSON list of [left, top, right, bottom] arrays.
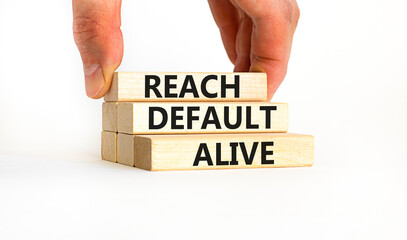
[[73, 0, 123, 99], [73, 0, 299, 100], [208, 0, 300, 100]]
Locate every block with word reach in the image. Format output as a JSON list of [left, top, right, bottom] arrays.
[[116, 133, 313, 170], [104, 72, 267, 102], [114, 102, 288, 134]]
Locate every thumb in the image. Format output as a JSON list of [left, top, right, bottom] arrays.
[[73, 0, 123, 99]]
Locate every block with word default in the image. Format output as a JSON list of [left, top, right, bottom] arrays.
[[116, 133, 313, 171], [104, 72, 267, 102], [114, 102, 288, 134], [101, 131, 117, 163]]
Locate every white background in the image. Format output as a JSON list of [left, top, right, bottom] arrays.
[[1, 0, 406, 239]]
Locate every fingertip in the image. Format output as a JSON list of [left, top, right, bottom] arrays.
[[249, 64, 264, 73], [228, 51, 238, 65], [267, 86, 277, 101], [83, 64, 115, 99], [249, 63, 280, 101], [94, 66, 116, 99], [83, 64, 104, 98], [234, 56, 251, 72]]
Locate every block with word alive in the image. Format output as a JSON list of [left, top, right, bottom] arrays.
[[104, 72, 267, 102], [116, 133, 313, 170], [114, 102, 288, 134]]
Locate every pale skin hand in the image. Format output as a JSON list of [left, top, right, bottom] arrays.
[[73, 0, 299, 100]]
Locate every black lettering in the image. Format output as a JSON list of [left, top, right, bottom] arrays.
[[259, 106, 277, 129], [224, 106, 242, 129], [229, 142, 239, 165], [239, 142, 258, 165], [179, 75, 199, 98], [193, 143, 214, 166], [165, 75, 177, 98], [221, 75, 240, 98], [149, 107, 168, 129], [145, 75, 162, 98], [246, 106, 259, 129], [171, 107, 183, 129], [201, 75, 218, 98], [187, 106, 200, 129], [261, 141, 274, 164], [202, 107, 221, 129], [216, 143, 228, 165]]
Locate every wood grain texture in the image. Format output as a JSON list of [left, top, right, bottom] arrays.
[[117, 102, 288, 134], [115, 133, 313, 171], [117, 133, 135, 166], [102, 102, 118, 132], [104, 72, 267, 102], [101, 131, 117, 163]]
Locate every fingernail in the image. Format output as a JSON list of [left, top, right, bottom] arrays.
[[249, 65, 264, 73], [84, 64, 105, 98]]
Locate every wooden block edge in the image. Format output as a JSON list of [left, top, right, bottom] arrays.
[[104, 72, 119, 101], [117, 133, 135, 167], [135, 136, 152, 171], [102, 102, 118, 132], [101, 131, 117, 163]]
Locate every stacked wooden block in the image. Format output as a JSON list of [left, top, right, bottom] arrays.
[[101, 72, 314, 171]]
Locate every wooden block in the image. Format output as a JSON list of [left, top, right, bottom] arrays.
[[117, 133, 135, 166], [104, 72, 267, 102], [116, 102, 288, 134], [116, 133, 313, 171], [102, 102, 118, 132], [101, 131, 117, 163]]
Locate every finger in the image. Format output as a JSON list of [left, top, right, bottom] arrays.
[[73, 0, 123, 99], [208, 0, 239, 64], [233, 0, 300, 100], [234, 12, 253, 72]]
